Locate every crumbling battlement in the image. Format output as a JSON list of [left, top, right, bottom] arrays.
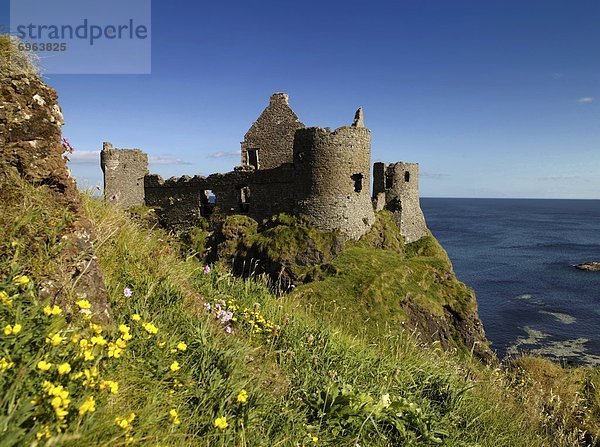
[[101, 93, 428, 242], [100, 142, 148, 207], [373, 162, 427, 243], [144, 174, 210, 228]]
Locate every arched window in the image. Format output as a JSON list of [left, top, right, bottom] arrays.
[[404, 171, 410, 182]]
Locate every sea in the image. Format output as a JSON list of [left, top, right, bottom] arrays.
[[421, 198, 600, 366]]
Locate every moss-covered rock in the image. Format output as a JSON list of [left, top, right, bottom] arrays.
[[290, 235, 492, 361], [354, 210, 405, 254]]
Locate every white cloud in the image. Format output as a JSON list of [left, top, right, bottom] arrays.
[[208, 150, 239, 159], [577, 97, 594, 104], [68, 150, 100, 164]]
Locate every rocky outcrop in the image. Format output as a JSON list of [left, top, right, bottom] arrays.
[[575, 262, 600, 272], [0, 54, 110, 321]]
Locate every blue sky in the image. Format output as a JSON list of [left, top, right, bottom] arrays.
[[3, 0, 599, 198]]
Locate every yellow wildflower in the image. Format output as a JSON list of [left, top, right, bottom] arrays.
[[132, 314, 141, 321], [83, 349, 95, 361], [90, 335, 107, 346], [237, 389, 248, 404], [43, 305, 62, 316], [176, 341, 187, 351], [0, 291, 12, 306], [0, 357, 14, 371], [55, 406, 69, 420], [82, 368, 98, 388], [116, 337, 127, 349], [37, 360, 52, 371], [311, 436, 319, 443], [214, 416, 228, 430], [75, 299, 92, 310], [122, 331, 133, 341], [3, 324, 22, 336], [89, 323, 103, 334], [169, 361, 180, 372], [169, 409, 181, 425], [58, 363, 72, 375], [79, 396, 96, 415], [36, 425, 51, 440], [115, 412, 136, 430], [46, 333, 63, 346], [119, 324, 131, 334], [142, 322, 158, 334], [12, 275, 30, 286], [99, 380, 119, 394], [107, 343, 123, 358]]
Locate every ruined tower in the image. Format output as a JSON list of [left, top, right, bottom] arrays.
[[373, 162, 427, 243], [293, 109, 375, 240], [100, 142, 148, 207], [241, 93, 305, 170]]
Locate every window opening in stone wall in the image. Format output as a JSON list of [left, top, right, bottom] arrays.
[[238, 186, 251, 214], [404, 171, 410, 182], [385, 172, 394, 189], [351, 173, 363, 193], [248, 149, 259, 169], [200, 189, 215, 217]]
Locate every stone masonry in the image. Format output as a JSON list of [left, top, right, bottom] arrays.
[[101, 93, 428, 242], [373, 162, 427, 243], [100, 142, 148, 207], [241, 93, 304, 170]]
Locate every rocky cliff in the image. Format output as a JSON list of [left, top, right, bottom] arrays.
[[0, 36, 110, 320]]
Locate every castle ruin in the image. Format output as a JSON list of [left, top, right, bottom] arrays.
[[100, 93, 428, 242]]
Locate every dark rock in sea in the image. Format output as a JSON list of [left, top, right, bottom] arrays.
[[575, 262, 600, 272]]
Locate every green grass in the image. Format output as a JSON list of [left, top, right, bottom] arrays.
[[1, 179, 599, 446], [0, 35, 40, 78], [290, 233, 478, 353]]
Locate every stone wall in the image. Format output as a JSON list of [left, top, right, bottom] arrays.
[[207, 164, 295, 223], [241, 93, 304, 170], [293, 124, 375, 240], [144, 174, 209, 229], [101, 143, 148, 207], [142, 165, 296, 230], [373, 162, 427, 243]]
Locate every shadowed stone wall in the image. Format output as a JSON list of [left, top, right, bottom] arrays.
[[208, 165, 295, 222], [100, 142, 148, 207], [144, 174, 209, 229], [241, 93, 304, 170], [293, 125, 375, 240], [373, 161, 427, 243]]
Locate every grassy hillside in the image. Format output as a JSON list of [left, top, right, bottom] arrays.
[[0, 177, 598, 445]]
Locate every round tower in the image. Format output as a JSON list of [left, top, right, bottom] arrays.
[[293, 123, 375, 240]]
